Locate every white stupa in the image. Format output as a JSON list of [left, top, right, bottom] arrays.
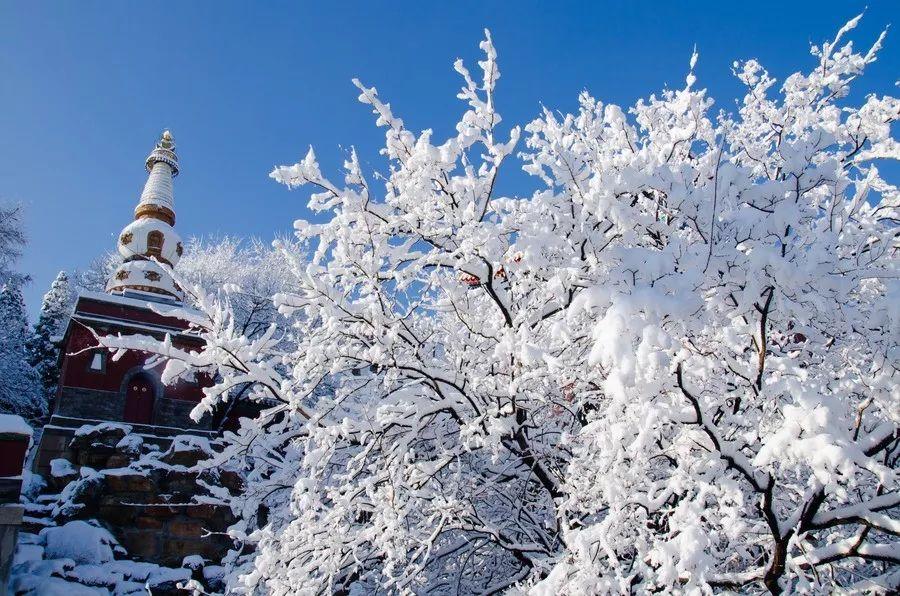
[[106, 131, 185, 301]]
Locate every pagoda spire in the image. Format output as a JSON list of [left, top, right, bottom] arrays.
[[106, 131, 185, 301], [136, 130, 179, 226]]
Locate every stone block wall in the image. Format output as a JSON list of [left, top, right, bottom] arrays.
[[97, 502, 233, 567], [55, 386, 212, 431], [56, 387, 123, 421], [34, 424, 239, 569], [32, 418, 217, 477]]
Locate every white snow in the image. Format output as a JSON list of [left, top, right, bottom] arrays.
[[168, 434, 214, 455], [10, 575, 108, 596], [11, 526, 193, 594], [115, 433, 144, 453], [77, 289, 202, 318], [50, 458, 76, 478], [73, 422, 132, 438], [0, 413, 32, 436], [182, 554, 205, 569], [12, 542, 44, 566], [40, 521, 117, 565]]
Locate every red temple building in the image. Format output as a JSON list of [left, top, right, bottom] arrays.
[[34, 132, 217, 474]]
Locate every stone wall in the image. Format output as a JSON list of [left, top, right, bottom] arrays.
[[55, 386, 212, 431], [32, 416, 217, 477], [56, 387, 123, 421], [36, 424, 239, 569], [98, 499, 233, 566]]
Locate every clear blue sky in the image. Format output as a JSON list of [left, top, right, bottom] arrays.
[[2, 1, 896, 317]]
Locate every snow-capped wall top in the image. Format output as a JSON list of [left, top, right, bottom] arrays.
[[0, 413, 32, 437]]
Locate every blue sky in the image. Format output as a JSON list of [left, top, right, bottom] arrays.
[[2, 1, 897, 317]]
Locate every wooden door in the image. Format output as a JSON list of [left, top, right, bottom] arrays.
[[123, 374, 155, 424]]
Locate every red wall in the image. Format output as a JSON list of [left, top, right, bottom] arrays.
[[0, 438, 29, 476], [76, 297, 195, 331], [59, 296, 210, 404]]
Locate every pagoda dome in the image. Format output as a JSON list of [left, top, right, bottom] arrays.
[[117, 217, 183, 266], [106, 260, 182, 299]]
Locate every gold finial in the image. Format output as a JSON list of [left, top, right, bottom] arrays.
[[159, 130, 174, 150]]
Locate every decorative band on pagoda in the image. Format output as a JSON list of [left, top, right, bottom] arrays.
[[106, 282, 182, 299], [145, 149, 179, 176], [134, 203, 176, 226]]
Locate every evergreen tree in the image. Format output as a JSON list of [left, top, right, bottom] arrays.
[[0, 280, 43, 420], [26, 270, 74, 399]]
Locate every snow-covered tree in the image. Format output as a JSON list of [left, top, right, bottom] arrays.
[[101, 16, 899, 595], [0, 280, 44, 421], [175, 236, 299, 342], [0, 203, 27, 286], [26, 271, 75, 401], [72, 251, 120, 294], [0, 203, 42, 420]]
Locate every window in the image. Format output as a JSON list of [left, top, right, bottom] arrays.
[[88, 350, 106, 373], [147, 231, 164, 258]]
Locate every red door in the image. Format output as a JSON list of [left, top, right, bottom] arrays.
[[123, 374, 155, 424]]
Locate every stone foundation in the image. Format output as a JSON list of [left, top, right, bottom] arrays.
[[55, 386, 212, 432], [0, 504, 24, 596], [32, 423, 239, 569], [32, 415, 217, 477]]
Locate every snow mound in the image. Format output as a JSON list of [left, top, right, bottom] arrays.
[[50, 458, 77, 478], [13, 523, 195, 592], [40, 521, 117, 565], [182, 554, 206, 569], [115, 433, 144, 454], [170, 434, 213, 452], [12, 542, 44, 567]]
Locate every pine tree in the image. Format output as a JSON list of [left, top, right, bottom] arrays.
[[0, 280, 44, 420], [26, 270, 74, 399]]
